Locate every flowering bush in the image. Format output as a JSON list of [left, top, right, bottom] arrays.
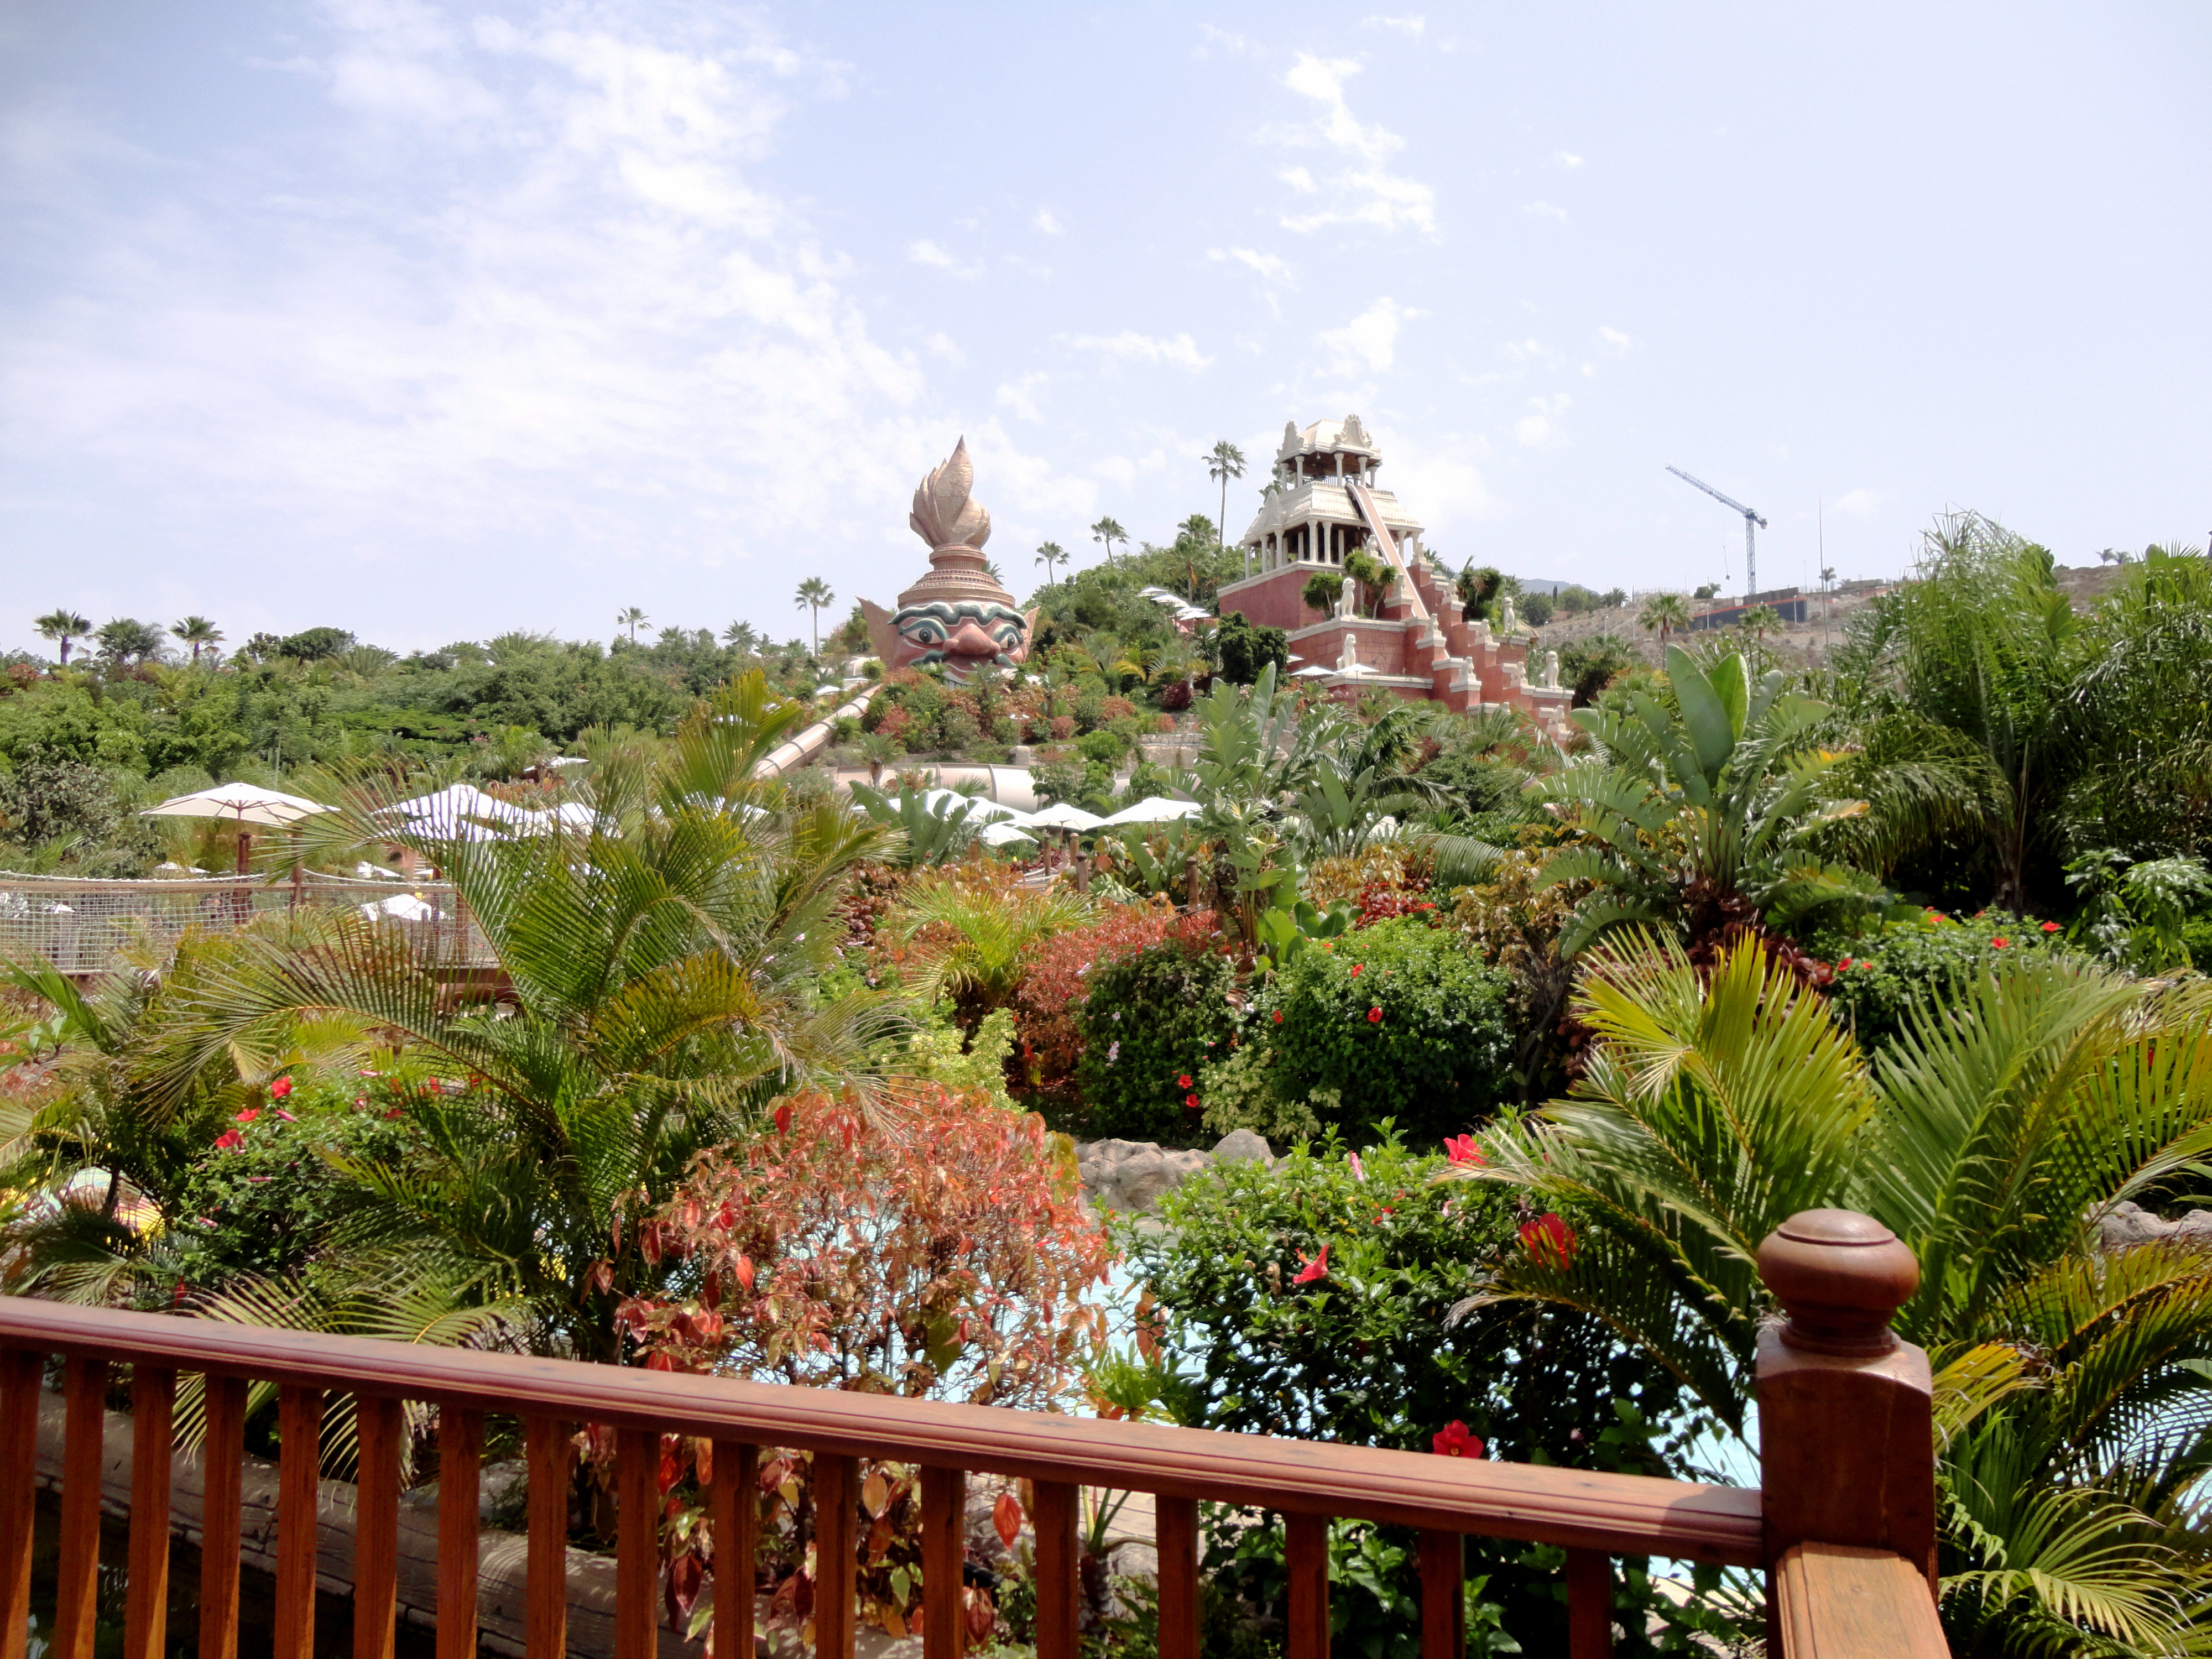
[[1070, 937, 1236, 1145], [1813, 913, 2086, 1053], [1118, 1132, 1687, 1648], [1011, 901, 1219, 1112], [168, 1065, 429, 1285], [1256, 916, 1515, 1142], [624, 1086, 1111, 1646]]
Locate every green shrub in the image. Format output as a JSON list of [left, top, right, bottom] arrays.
[[2185, 913, 2212, 973], [1076, 728, 1128, 766], [1071, 940, 1235, 1144], [1256, 917, 1514, 1142], [1072, 692, 1108, 734], [1117, 1135, 1698, 1652], [1815, 915, 2085, 1053]]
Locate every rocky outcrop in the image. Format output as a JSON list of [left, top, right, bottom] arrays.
[[1075, 1131, 1276, 1214], [2097, 1201, 2212, 1251]]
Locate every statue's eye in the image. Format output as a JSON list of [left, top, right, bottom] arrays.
[[902, 618, 945, 644]]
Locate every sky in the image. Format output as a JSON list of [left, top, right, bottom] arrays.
[[3, 2, 2208, 656]]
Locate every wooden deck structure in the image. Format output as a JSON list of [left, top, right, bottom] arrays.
[[0, 1209, 1945, 1659]]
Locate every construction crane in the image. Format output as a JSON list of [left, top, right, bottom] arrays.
[[1667, 466, 1768, 600]]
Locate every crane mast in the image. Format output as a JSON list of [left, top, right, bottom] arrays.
[[1667, 466, 1769, 600]]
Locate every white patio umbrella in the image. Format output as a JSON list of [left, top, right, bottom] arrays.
[[977, 822, 1037, 849], [1099, 796, 1202, 827], [381, 783, 534, 828], [1290, 665, 1336, 679], [142, 782, 335, 874], [918, 789, 1034, 827], [1025, 802, 1105, 832]]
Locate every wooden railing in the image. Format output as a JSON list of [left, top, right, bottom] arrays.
[[0, 1211, 1945, 1659]]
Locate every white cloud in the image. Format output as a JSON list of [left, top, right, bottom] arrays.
[[908, 239, 982, 277], [1319, 297, 1422, 373], [1207, 247, 1293, 285], [1522, 201, 1568, 222], [924, 332, 963, 364], [996, 373, 1047, 422], [1833, 488, 1886, 516], [1596, 326, 1631, 357], [1515, 394, 1572, 448], [0, 1, 1093, 638], [1269, 54, 1437, 236], [1364, 15, 1427, 36], [1503, 337, 1556, 364], [1065, 331, 1214, 372], [1033, 207, 1063, 235], [1556, 150, 1584, 168]]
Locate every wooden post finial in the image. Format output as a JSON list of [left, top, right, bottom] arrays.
[[1756, 1209, 1919, 1356]]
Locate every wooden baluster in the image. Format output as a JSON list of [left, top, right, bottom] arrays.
[[1417, 1530, 1462, 1659], [813, 1454, 858, 1659], [709, 1443, 756, 1659], [124, 1368, 176, 1659], [199, 1377, 248, 1659], [615, 1430, 659, 1659], [1030, 1482, 1078, 1659], [920, 1466, 964, 1659], [1156, 1496, 1199, 1659], [1284, 1514, 1328, 1659], [525, 1417, 574, 1659], [1566, 1549, 1610, 1659], [0, 1349, 44, 1659], [54, 1356, 110, 1659], [274, 1385, 324, 1659], [437, 1408, 484, 1659], [354, 1396, 404, 1659], [1756, 1209, 1936, 1618]]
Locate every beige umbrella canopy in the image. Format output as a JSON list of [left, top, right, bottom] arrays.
[[142, 782, 334, 874]]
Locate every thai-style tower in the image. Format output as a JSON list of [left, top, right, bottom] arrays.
[[1213, 415, 1573, 732]]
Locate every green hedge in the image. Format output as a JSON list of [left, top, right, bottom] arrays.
[[1818, 917, 2086, 1052], [1071, 940, 1236, 1144], [1258, 916, 1514, 1143]]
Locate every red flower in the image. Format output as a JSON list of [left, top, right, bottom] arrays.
[[233, 1108, 260, 1124], [212, 1130, 245, 1151], [1349, 964, 1363, 977], [2042, 921, 2060, 933], [1837, 957, 1854, 969], [773, 1103, 792, 1134], [1991, 937, 2010, 949], [1272, 1010, 1283, 1024], [269, 1076, 294, 1099], [1520, 1212, 1577, 1267], [1183, 1092, 1202, 1111], [1444, 1134, 1485, 1166], [1432, 1420, 1484, 1459], [1176, 1074, 1194, 1090], [1366, 1006, 1383, 1024], [1292, 1245, 1329, 1285]]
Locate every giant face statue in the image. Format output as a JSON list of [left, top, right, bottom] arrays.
[[860, 596, 1039, 679], [862, 437, 1039, 681]]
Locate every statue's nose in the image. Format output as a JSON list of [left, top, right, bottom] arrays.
[[948, 620, 999, 656]]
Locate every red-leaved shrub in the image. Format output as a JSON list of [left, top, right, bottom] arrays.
[[1013, 900, 1223, 1104]]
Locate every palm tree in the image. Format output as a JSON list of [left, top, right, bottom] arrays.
[[1456, 937, 2212, 1657], [1736, 602, 1782, 643], [1207, 440, 1247, 573], [1091, 517, 1129, 567], [118, 674, 900, 1363], [722, 620, 760, 654], [1532, 645, 1879, 954], [172, 616, 224, 663], [95, 618, 165, 667], [1034, 540, 1068, 586], [1637, 592, 1691, 650], [616, 606, 647, 643], [34, 609, 91, 668], [794, 577, 835, 658]]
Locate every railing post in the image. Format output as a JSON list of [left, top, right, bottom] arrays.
[[437, 1408, 483, 1659], [124, 1368, 176, 1659], [274, 1385, 324, 1659], [1285, 1513, 1328, 1659], [711, 1442, 757, 1659], [55, 1356, 109, 1659], [0, 1349, 39, 1659], [920, 1467, 965, 1659], [1756, 1210, 1936, 1589], [1031, 1481, 1079, 1659], [199, 1376, 248, 1659]]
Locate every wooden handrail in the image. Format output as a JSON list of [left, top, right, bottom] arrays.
[[3, 1205, 1955, 1659], [0, 1298, 1760, 1564]]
